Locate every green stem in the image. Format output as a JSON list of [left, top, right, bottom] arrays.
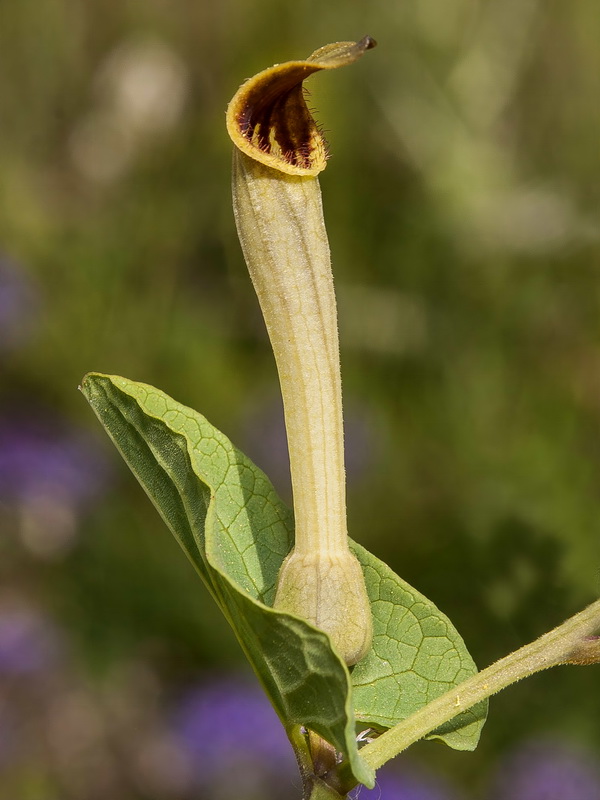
[[335, 599, 600, 781], [306, 778, 348, 800], [289, 727, 351, 799]]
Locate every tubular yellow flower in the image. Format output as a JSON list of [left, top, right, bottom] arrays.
[[227, 37, 375, 666]]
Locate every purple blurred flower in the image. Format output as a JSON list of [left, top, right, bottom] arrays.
[[171, 679, 460, 800], [489, 739, 600, 800], [0, 256, 37, 353], [170, 675, 296, 791], [0, 607, 62, 676], [352, 765, 459, 800], [0, 416, 109, 509], [0, 415, 111, 556]]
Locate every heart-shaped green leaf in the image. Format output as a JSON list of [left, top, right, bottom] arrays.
[[81, 373, 486, 787]]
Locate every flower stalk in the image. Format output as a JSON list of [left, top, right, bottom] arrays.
[[227, 38, 376, 665]]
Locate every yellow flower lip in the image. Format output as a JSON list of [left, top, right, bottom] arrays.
[[226, 36, 377, 176]]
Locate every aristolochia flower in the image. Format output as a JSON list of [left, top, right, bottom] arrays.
[[226, 38, 376, 665]]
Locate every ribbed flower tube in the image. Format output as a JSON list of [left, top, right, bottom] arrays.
[[227, 38, 375, 665]]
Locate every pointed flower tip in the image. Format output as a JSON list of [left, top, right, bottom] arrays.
[[226, 36, 377, 177]]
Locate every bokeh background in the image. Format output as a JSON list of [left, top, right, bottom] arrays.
[[1, 0, 599, 798]]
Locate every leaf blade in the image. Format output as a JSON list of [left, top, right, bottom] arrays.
[[81, 371, 487, 784], [350, 543, 488, 750], [81, 372, 373, 788]]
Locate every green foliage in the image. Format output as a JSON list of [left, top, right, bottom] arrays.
[[82, 372, 487, 785], [2, 2, 600, 794], [350, 541, 487, 749]]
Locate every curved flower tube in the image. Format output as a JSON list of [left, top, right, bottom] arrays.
[[227, 37, 375, 666]]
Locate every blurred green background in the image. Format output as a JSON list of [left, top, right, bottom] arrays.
[[1, 0, 599, 798]]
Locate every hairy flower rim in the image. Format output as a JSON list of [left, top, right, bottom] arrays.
[[226, 36, 376, 176]]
